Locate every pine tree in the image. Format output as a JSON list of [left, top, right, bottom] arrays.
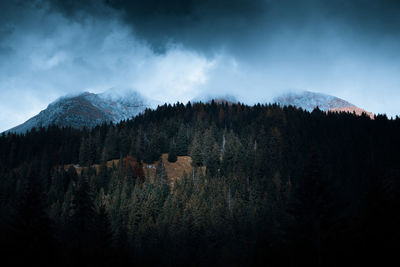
[[87, 135, 98, 165], [135, 127, 145, 163], [94, 201, 113, 265], [119, 129, 131, 157], [190, 133, 203, 166], [221, 132, 243, 175], [4, 174, 56, 265], [206, 143, 220, 177], [66, 165, 78, 187], [104, 127, 119, 161], [95, 163, 109, 192], [156, 158, 168, 185], [288, 149, 332, 266], [168, 142, 178, 163], [79, 137, 89, 166], [67, 175, 97, 262], [143, 137, 161, 164], [176, 124, 189, 156]]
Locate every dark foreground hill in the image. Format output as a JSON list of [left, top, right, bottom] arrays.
[[0, 102, 399, 266]]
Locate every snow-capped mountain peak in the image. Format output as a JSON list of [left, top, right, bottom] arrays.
[[5, 89, 151, 134], [273, 91, 373, 118]]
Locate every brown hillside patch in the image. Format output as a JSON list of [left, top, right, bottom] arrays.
[[106, 159, 120, 169], [63, 164, 84, 176], [142, 153, 205, 184], [62, 153, 205, 185]]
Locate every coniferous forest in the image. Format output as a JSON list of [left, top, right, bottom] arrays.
[[0, 102, 399, 266]]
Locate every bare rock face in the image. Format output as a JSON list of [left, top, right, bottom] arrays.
[[6, 90, 152, 134], [274, 91, 373, 118]]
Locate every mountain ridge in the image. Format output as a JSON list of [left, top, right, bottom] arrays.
[[5, 90, 374, 134]]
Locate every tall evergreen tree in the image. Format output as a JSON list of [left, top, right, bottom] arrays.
[[176, 124, 189, 156], [190, 133, 203, 166], [3, 173, 56, 265], [94, 202, 113, 266], [288, 149, 333, 266], [79, 137, 89, 166], [67, 175, 97, 263], [156, 158, 168, 185], [168, 142, 178, 163]]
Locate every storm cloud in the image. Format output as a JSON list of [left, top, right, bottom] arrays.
[[49, 0, 400, 54], [1, 0, 400, 131]]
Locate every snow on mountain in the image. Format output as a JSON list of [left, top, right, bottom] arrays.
[[6, 89, 152, 134], [5, 89, 374, 134], [274, 91, 373, 118], [191, 94, 238, 105]]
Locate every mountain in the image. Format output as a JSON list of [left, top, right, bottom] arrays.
[[6, 90, 373, 134], [274, 91, 374, 118], [191, 94, 238, 105], [6, 89, 153, 134]]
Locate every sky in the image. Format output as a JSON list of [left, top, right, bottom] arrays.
[[1, 0, 400, 131]]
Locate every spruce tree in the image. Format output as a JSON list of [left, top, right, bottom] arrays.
[[190, 133, 203, 166], [4, 173, 55, 265], [206, 143, 220, 177], [94, 202, 113, 265], [119, 129, 131, 157], [156, 158, 168, 185], [67, 175, 97, 262], [176, 125, 188, 156], [79, 137, 89, 166], [168, 142, 178, 163], [288, 149, 332, 266]]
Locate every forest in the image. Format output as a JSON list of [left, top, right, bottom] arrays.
[[0, 101, 399, 266]]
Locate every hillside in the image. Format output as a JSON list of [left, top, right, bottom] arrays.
[[1, 101, 398, 266]]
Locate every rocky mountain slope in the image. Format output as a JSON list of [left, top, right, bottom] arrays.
[[274, 91, 373, 118], [6, 90, 152, 134]]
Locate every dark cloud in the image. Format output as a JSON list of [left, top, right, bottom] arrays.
[[47, 0, 266, 53], [105, 0, 265, 50], [46, 0, 400, 54], [323, 0, 400, 34], [48, 0, 109, 17]]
